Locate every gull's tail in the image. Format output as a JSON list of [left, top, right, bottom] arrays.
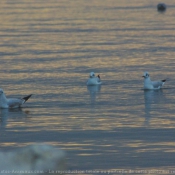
[[22, 94, 32, 103], [161, 79, 166, 86]]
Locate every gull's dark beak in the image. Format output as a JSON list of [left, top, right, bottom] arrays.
[[142, 76, 145, 78]]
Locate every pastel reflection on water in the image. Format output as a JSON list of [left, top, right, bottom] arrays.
[[0, 108, 30, 127], [144, 89, 164, 125], [87, 85, 101, 105]]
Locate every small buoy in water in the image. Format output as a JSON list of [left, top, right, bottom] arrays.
[[157, 3, 166, 12]]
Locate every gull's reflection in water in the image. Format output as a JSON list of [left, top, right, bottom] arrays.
[[87, 85, 101, 110], [144, 89, 165, 126], [0, 108, 30, 127]]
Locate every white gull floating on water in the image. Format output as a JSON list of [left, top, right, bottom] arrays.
[[142, 72, 166, 90], [86, 72, 101, 86], [0, 88, 32, 108]]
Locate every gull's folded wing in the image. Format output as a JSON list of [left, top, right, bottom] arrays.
[[7, 98, 23, 108], [152, 81, 164, 89]]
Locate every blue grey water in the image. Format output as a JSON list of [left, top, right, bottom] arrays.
[[0, 0, 175, 174]]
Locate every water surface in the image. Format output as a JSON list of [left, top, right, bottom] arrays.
[[0, 0, 175, 174]]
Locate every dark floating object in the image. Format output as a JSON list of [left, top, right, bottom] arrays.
[[157, 3, 166, 12]]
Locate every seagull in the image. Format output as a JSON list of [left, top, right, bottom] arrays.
[[142, 72, 166, 90], [0, 88, 32, 108], [86, 72, 101, 86]]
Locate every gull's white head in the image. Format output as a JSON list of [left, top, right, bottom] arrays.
[[0, 88, 4, 95], [142, 72, 150, 79], [90, 72, 95, 78]]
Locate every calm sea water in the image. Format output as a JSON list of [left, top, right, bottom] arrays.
[[0, 0, 175, 174]]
